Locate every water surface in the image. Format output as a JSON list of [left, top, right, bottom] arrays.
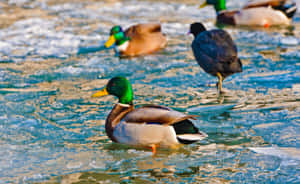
[[0, 0, 299, 183]]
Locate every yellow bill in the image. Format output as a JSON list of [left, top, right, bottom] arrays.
[[199, 1, 207, 9], [104, 35, 116, 48], [92, 87, 108, 97]]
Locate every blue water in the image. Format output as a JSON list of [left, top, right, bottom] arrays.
[[0, 0, 299, 183]]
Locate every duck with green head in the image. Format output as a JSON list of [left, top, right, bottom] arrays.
[[199, 0, 297, 27], [104, 23, 167, 57], [92, 77, 207, 154]]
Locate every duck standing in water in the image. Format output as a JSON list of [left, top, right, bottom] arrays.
[[199, 0, 297, 27], [92, 77, 207, 154], [189, 22, 242, 93], [104, 23, 167, 57]]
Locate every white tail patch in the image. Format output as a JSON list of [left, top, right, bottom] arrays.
[[177, 132, 207, 141]]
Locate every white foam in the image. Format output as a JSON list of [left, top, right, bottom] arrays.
[[89, 160, 106, 169], [0, 41, 13, 55], [280, 37, 299, 46], [8, 0, 31, 6], [187, 104, 237, 114], [55, 66, 83, 75], [0, 17, 100, 59], [249, 146, 300, 163], [66, 162, 83, 169]]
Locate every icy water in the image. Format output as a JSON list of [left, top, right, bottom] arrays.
[[0, 0, 300, 183]]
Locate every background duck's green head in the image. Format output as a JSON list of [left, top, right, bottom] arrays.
[[199, 0, 226, 12], [92, 76, 133, 105], [104, 25, 130, 48], [110, 25, 123, 35]]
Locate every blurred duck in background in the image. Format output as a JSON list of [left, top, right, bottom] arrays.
[[199, 0, 297, 27], [189, 22, 242, 94], [104, 23, 167, 57]]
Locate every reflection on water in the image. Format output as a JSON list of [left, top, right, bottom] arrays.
[[0, 0, 299, 183]]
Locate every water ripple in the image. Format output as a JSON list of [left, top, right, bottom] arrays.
[[0, 0, 299, 183]]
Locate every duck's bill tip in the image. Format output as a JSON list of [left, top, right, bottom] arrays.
[[92, 87, 108, 97], [104, 35, 116, 48], [199, 1, 207, 9]]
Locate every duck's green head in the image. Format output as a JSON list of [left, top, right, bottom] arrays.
[[104, 26, 130, 48], [199, 0, 226, 12], [92, 76, 133, 105]]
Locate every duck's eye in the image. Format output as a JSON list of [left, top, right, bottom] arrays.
[[110, 26, 121, 35]]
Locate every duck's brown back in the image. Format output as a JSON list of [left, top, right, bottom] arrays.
[[122, 23, 167, 56]]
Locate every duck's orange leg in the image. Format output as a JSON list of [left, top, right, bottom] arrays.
[[216, 72, 223, 94], [150, 144, 157, 155], [264, 22, 270, 28], [262, 19, 270, 28]]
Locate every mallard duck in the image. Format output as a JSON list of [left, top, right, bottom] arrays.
[[189, 22, 242, 93], [92, 77, 207, 154], [104, 23, 167, 56], [199, 0, 297, 27]]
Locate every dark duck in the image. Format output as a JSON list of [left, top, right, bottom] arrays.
[[189, 22, 242, 93]]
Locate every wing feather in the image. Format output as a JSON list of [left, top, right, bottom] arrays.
[[125, 23, 162, 37], [243, 0, 286, 9], [124, 105, 197, 125]]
